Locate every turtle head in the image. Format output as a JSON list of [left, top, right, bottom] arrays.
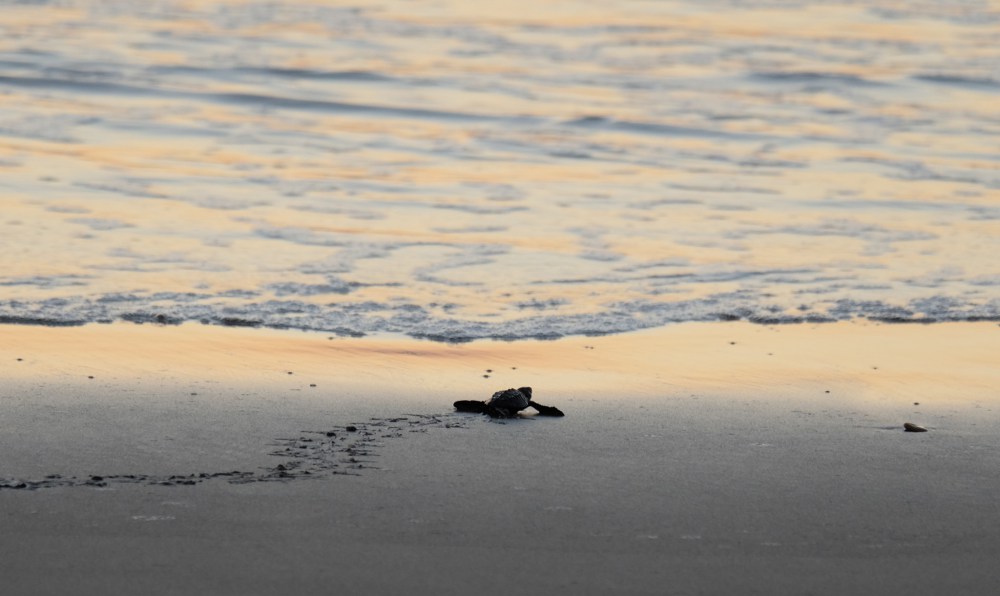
[[517, 386, 532, 399]]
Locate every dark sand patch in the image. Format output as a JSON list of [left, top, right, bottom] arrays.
[[1, 415, 468, 491]]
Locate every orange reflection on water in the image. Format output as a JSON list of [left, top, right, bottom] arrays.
[[1, 0, 998, 337]]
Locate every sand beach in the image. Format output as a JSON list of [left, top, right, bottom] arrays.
[[3, 0, 999, 592], [3, 321, 999, 594]]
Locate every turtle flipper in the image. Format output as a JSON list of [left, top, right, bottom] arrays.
[[454, 400, 488, 413], [529, 401, 564, 417]]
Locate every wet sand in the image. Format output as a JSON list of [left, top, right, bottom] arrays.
[[2, 322, 1000, 594]]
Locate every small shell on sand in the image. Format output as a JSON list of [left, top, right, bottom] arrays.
[[903, 422, 928, 432]]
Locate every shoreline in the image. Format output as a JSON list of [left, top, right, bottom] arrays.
[[3, 320, 998, 411], [2, 321, 999, 594]]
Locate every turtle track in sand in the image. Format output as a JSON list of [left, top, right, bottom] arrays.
[[0, 413, 469, 492]]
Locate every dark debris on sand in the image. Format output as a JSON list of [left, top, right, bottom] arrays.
[[0, 414, 468, 492]]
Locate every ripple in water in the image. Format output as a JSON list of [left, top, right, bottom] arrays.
[[1, 0, 998, 341]]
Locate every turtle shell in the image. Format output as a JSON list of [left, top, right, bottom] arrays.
[[488, 388, 530, 413]]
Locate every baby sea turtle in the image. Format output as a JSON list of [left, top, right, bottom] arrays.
[[454, 387, 564, 419]]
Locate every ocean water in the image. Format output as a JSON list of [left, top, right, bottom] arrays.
[[1, 0, 998, 342]]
